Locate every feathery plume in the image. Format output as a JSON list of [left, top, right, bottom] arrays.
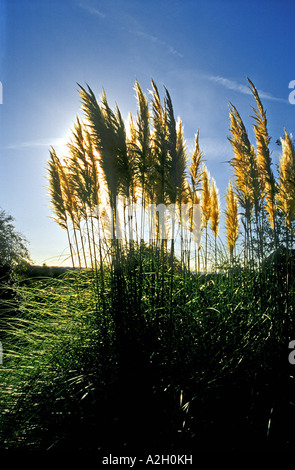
[[210, 177, 220, 268], [225, 180, 239, 263], [201, 163, 211, 270], [47, 148, 76, 267], [150, 79, 169, 206], [189, 129, 204, 196], [79, 85, 119, 215], [47, 148, 68, 230], [228, 103, 256, 214], [277, 129, 295, 230], [248, 77, 277, 247], [134, 80, 151, 198], [201, 163, 211, 229], [210, 177, 220, 238], [228, 102, 259, 262]]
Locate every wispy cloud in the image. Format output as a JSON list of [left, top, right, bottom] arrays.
[[78, 3, 182, 58], [207, 75, 288, 103], [201, 136, 232, 161], [5, 137, 68, 150], [186, 136, 231, 162], [131, 29, 183, 58], [78, 2, 106, 18]]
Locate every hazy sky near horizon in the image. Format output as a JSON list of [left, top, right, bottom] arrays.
[[0, 0, 295, 265]]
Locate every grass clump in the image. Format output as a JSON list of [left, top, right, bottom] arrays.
[[0, 252, 294, 451]]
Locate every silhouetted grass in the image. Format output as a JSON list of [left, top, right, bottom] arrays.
[[0, 250, 294, 451]]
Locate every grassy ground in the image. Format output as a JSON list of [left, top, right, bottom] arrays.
[[0, 249, 295, 451]]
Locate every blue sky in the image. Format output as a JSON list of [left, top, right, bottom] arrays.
[[0, 0, 295, 265]]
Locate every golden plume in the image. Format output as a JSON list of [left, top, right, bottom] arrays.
[[277, 129, 295, 230], [210, 177, 220, 238], [47, 148, 68, 230], [201, 163, 211, 229], [201, 163, 211, 270], [225, 180, 239, 262], [248, 77, 277, 242], [189, 129, 204, 195]]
